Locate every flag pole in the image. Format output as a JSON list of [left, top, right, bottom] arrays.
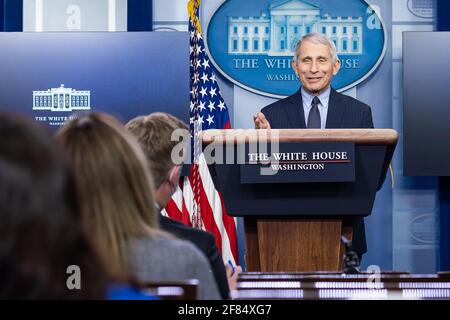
[[190, 0, 203, 229]]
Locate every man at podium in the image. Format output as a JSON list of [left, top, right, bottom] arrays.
[[253, 32, 374, 261]]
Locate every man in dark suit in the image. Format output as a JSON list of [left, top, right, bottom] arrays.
[[254, 32, 374, 260], [126, 112, 240, 299]]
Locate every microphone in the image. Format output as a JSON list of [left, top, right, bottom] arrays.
[[341, 236, 360, 274]]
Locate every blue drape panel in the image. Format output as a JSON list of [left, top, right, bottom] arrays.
[[127, 0, 152, 31], [437, 0, 450, 271], [0, 0, 22, 31]]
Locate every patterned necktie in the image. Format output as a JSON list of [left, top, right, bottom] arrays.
[[307, 96, 321, 128]]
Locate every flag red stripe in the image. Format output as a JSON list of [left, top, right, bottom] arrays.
[[218, 192, 238, 262], [188, 169, 223, 254], [181, 192, 192, 226], [164, 198, 182, 221]]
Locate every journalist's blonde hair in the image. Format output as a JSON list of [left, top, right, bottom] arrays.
[[56, 112, 163, 279]]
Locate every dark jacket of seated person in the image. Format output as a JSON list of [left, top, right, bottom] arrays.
[[159, 214, 230, 299]]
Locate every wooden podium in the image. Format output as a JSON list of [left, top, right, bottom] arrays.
[[202, 129, 398, 272]]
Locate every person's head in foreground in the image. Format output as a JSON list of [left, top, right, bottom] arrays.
[[55, 112, 159, 280], [125, 112, 188, 209], [0, 112, 108, 299]]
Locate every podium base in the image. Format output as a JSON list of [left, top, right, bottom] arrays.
[[244, 217, 353, 272]]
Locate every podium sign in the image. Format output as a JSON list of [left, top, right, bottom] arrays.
[[241, 142, 355, 184]]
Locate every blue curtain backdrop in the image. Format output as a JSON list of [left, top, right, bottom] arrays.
[[0, 0, 22, 31], [127, 0, 153, 31], [0, 1, 3, 31], [437, 0, 450, 271], [437, 0, 450, 31]]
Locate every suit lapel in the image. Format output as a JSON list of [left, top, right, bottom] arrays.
[[325, 88, 344, 128], [285, 89, 306, 128]]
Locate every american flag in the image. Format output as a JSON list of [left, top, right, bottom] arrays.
[[162, 0, 238, 266]]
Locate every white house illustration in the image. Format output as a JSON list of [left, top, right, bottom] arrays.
[[33, 84, 90, 112], [228, 0, 363, 56]]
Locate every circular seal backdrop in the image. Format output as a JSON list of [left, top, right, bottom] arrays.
[[206, 0, 387, 98]]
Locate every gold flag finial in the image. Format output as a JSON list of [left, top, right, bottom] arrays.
[[187, 0, 202, 34]]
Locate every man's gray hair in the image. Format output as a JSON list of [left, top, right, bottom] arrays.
[[293, 32, 338, 63]]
